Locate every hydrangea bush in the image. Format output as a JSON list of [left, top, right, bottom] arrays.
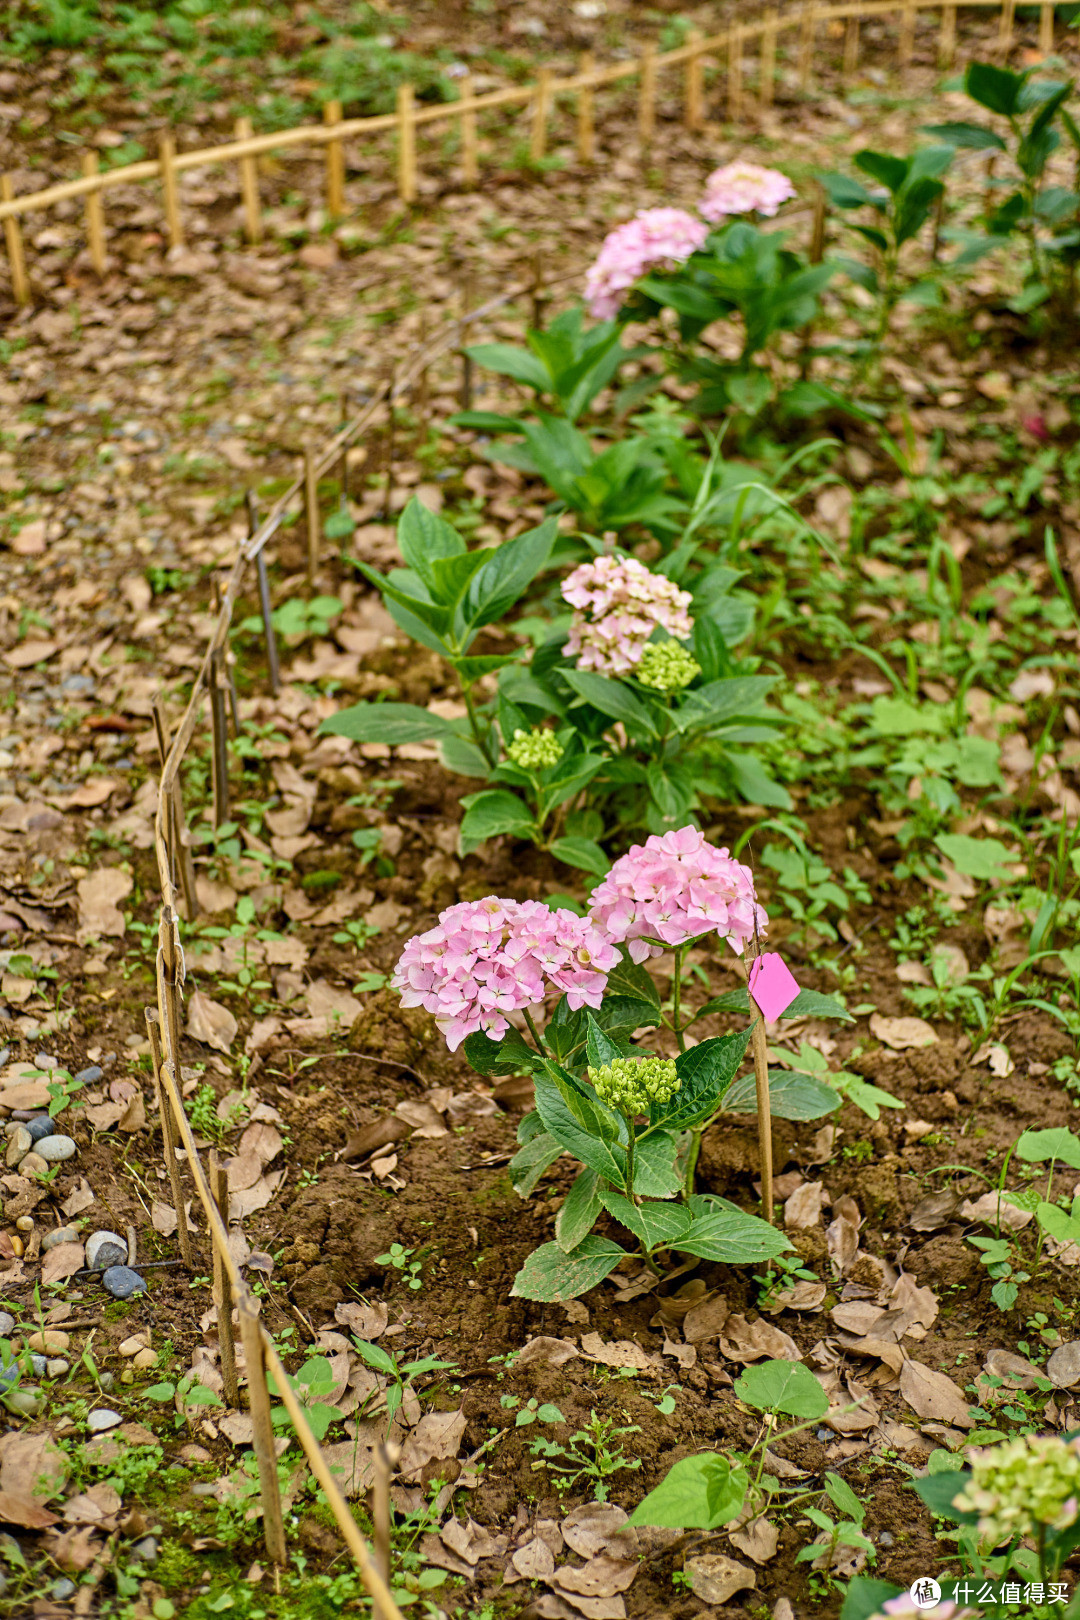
[[389, 827, 852, 1302]]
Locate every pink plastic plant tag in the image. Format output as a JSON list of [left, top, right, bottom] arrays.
[[748, 952, 801, 1021]]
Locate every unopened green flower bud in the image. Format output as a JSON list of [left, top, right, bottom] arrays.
[[588, 1056, 680, 1116], [635, 641, 701, 693], [954, 1434, 1080, 1548], [507, 727, 564, 771]]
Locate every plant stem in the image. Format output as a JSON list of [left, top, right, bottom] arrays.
[[523, 1009, 547, 1056], [461, 682, 494, 767], [672, 945, 686, 1054], [625, 1116, 638, 1207]]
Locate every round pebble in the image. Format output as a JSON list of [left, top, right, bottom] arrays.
[[0, 1047, 9, 1067], [0, 1364, 18, 1389], [0, 1313, 14, 1337], [18, 1152, 48, 1178], [27, 1116, 56, 1143], [99, 1371, 114, 1391], [51, 1578, 76, 1600], [73, 1066, 103, 1086], [103, 1266, 146, 1300], [132, 1536, 160, 1565], [36, 1134, 77, 1163], [86, 1408, 121, 1434], [28, 1330, 69, 1353], [34, 1054, 58, 1070], [4, 1127, 30, 1169], [86, 1231, 127, 1271], [132, 1347, 156, 1370], [46, 1358, 69, 1378], [15, 1216, 33, 1234], [6, 1388, 40, 1416], [29, 1355, 47, 1377], [879, 1532, 894, 1547], [42, 1225, 79, 1251]]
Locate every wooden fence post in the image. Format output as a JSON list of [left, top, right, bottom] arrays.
[[82, 152, 106, 275], [145, 1009, 193, 1269], [304, 442, 320, 582], [209, 649, 230, 829], [750, 1009, 774, 1227], [727, 28, 743, 123], [151, 698, 198, 920], [939, 1, 957, 65], [237, 1296, 288, 1567], [324, 100, 345, 219], [899, 1, 916, 68], [1, 177, 29, 307], [577, 53, 595, 162], [158, 133, 183, 250], [396, 84, 417, 204], [999, 0, 1015, 55], [208, 1151, 240, 1409], [531, 66, 553, 163], [842, 16, 860, 81], [760, 10, 777, 109], [235, 117, 261, 243], [638, 43, 656, 148], [1039, 1, 1054, 53], [798, 5, 816, 90], [685, 29, 704, 129], [460, 73, 479, 186]]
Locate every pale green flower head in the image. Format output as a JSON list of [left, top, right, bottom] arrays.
[[507, 727, 564, 771], [588, 1056, 680, 1115], [635, 640, 701, 693], [954, 1434, 1080, 1548]]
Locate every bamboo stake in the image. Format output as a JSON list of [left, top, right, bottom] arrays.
[[531, 67, 553, 163], [638, 43, 657, 147], [237, 1295, 288, 1568], [1039, 1, 1054, 53], [209, 649, 230, 829], [750, 1010, 774, 1226], [373, 1443, 392, 1586], [396, 84, 417, 205], [248, 492, 280, 695], [235, 116, 261, 244], [685, 29, 704, 129], [999, 0, 1015, 54], [760, 10, 778, 109], [145, 1009, 193, 1269], [899, 1, 916, 66], [798, 5, 817, 89], [1, 176, 29, 306], [460, 73, 479, 186], [304, 441, 320, 583], [324, 99, 345, 219], [151, 698, 198, 920], [82, 151, 106, 275], [208, 1150, 240, 1408], [157, 910, 184, 1084], [939, 1, 957, 65], [843, 15, 861, 79], [577, 52, 596, 162], [728, 28, 743, 123], [158, 133, 183, 250]]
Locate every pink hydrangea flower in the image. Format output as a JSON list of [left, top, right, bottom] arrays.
[[587, 826, 766, 962], [877, 1598, 972, 1620], [562, 555, 693, 676], [391, 896, 619, 1051], [584, 207, 709, 320], [699, 161, 795, 225]]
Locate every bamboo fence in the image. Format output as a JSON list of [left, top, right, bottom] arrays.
[[0, 0, 1067, 305]]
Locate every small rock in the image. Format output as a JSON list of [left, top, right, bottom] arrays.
[[1048, 1341, 1080, 1389], [51, 1577, 76, 1600], [132, 1347, 156, 1370], [6, 1387, 40, 1416], [86, 1230, 127, 1271], [73, 1066, 103, 1085], [0, 1364, 19, 1390], [36, 1134, 77, 1163], [103, 1266, 146, 1300], [15, 1216, 33, 1233], [0, 1047, 9, 1067], [28, 1329, 69, 1354], [0, 1313, 13, 1337], [99, 1371, 114, 1391], [119, 1333, 149, 1357], [34, 1053, 58, 1070], [42, 1225, 80, 1251], [879, 1532, 894, 1547], [132, 1536, 159, 1565], [4, 1127, 30, 1168], [27, 1116, 56, 1143], [86, 1408, 122, 1433], [30, 1355, 47, 1377], [18, 1151, 49, 1177], [46, 1358, 69, 1378]]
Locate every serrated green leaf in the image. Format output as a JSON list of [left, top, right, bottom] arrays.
[[734, 1359, 829, 1419], [628, 1454, 749, 1529], [658, 1029, 752, 1131], [605, 953, 662, 1010], [509, 1132, 563, 1197], [320, 702, 458, 745], [723, 1068, 840, 1122], [556, 1169, 604, 1252], [510, 1236, 626, 1302], [533, 1069, 625, 1188], [563, 668, 658, 737], [601, 1189, 692, 1251], [676, 1197, 791, 1264]]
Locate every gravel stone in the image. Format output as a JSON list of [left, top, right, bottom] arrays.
[[27, 1116, 56, 1143], [86, 1230, 127, 1271], [0, 1313, 13, 1336], [4, 1128, 30, 1168], [86, 1408, 122, 1433], [36, 1134, 77, 1163], [51, 1578, 76, 1600], [46, 1358, 69, 1378], [6, 1388, 40, 1416], [102, 1266, 146, 1300], [132, 1536, 160, 1564], [42, 1225, 80, 1251], [73, 1066, 103, 1085], [18, 1152, 49, 1177]]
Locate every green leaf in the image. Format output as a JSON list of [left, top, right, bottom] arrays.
[[556, 1169, 604, 1252], [451, 653, 523, 684], [734, 1359, 829, 1419], [509, 1131, 563, 1197], [563, 668, 658, 737], [677, 1197, 791, 1264], [727, 750, 793, 810], [510, 1236, 626, 1302], [723, 1068, 840, 1122], [632, 1130, 682, 1198], [463, 342, 551, 392], [934, 833, 1015, 883], [663, 1029, 753, 1131], [921, 120, 1006, 151], [911, 1471, 977, 1522], [463, 1027, 542, 1077], [320, 702, 458, 745], [782, 988, 855, 1023], [464, 517, 558, 631], [459, 790, 535, 851], [628, 1454, 749, 1529], [605, 953, 662, 1010], [819, 171, 878, 210], [585, 1014, 623, 1074], [350, 1339, 396, 1376], [533, 1068, 625, 1188], [1036, 1201, 1080, 1246], [1016, 1128, 1080, 1169], [825, 1471, 864, 1522], [438, 733, 490, 778], [965, 59, 1024, 117], [693, 987, 750, 1019], [841, 1581, 905, 1620], [600, 1189, 692, 1251], [598, 995, 661, 1035], [396, 497, 466, 593], [854, 148, 908, 195], [549, 836, 610, 877]]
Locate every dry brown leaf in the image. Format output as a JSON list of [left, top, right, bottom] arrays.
[[152, 1201, 177, 1236], [0, 1430, 69, 1501], [229, 1168, 284, 1220], [681, 1293, 730, 1343], [766, 1280, 827, 1313], [187, 991, 237, 1054], [226, 1151, 265, 1193], [826, 1196, 862, 1276], [784, 1180, 825, 1230], [579, 1333, 655, 1371], [560, 1504, 631, 1561], [398, 1410, 467, 1480], [959, 1191, 1033, 1230], [43, 1523, 101, 1573], [516, 1337, 579, 1369], [730, 1515, 778, 1564], [0, 1491, 61, 1528], [889, 1273, 939, 1331], [899, 1362, 973, 1428], [4, 639, 59, 670], [61, 1482, 121, 1525], [719, 1315, 798, 1363], [394, 1098, 448, 1139], [61, 1179, 95, 1217], [238, 1123, 283, 1163], [513, 1538, 555, 1580], [335, 1301, 388, 1341], [76, 868, 132, 942], [684, 1552, 755, 1605], [909, 1190, 961, 1231], [552, 1555, 638, 1597], [1047, 1342, 1080, 1389], [440, 1515, 503, 1567], [869, 1013, 938, 1050], [41, 1241, 85, 1285], [831, 1302, 883, 1337]]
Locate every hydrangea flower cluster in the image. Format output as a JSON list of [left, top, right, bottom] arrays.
[[954, 1435, 1080, 1548], [873, 1596, 973, 1620], [635, 640, 701, 693], [589, 1056, 680, 1115], [699, 162, 795, 225], [587, 825, 766, 963], [508, 728, 564, 771], [584, 207, 709, 320], [562, 556, 694, 677], [391, 897, 619, 1051]]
